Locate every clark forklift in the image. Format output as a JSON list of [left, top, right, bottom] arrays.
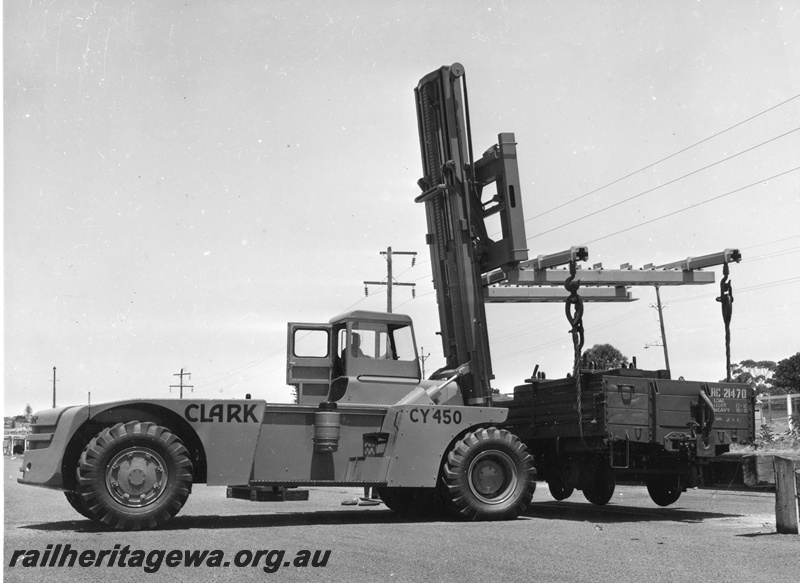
[[17, 64, 754, 530]]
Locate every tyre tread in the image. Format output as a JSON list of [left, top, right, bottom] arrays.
[[74, 421, 192, 530], [440, 427, 535, 521]]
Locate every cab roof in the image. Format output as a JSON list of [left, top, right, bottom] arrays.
[[328, 309, 413, 326]]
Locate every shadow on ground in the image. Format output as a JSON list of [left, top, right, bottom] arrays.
[[18, 500, 744, 533], [19, 507, 437, 532], [525, 500, 743, 524]]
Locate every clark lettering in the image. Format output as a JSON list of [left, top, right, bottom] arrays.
[[184, 403, 258, 423]]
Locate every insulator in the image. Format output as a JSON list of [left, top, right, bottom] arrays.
[[364, 286, 369, 297], [412, 287, 416, 298], [411, 257, 416, 267]]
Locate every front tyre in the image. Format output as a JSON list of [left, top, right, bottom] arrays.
[[75, 421, 193, 530], [440, 427, 535, 521], [64, 491, 92, 519]]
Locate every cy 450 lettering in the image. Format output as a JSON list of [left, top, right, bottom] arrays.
[[408, 408, 462, 425]]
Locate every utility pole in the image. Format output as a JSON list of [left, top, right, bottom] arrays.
[[170, 368, 193, 399], [52, 366, 58, 408], [652, 286, 671, 371], [418, 346, 431, 378], [364, 246, 417, 312]]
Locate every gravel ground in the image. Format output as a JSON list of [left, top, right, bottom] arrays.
[[4, 456, 799, 583]]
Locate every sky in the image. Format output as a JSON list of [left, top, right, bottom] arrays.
[[4, 1, 800, 416]]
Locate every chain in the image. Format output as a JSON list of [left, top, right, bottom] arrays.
[[564, 260, 585, 439], [716, 263, 734, 382]]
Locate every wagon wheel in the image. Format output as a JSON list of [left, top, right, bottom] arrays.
[[440, 427, 535, 521], [547, 464, 575, 501], [646, 474, 683, 507], [581, 462, 615, 506], [74, 421, 193, 530]]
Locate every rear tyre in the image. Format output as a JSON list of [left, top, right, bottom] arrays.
[[376, 487, 443, 517], [375, 487, 407, 513], [440, 427, 535, 521], [75, 421, 193, 530], [646, 474, 683, 507], [581, 462, 615, 506]]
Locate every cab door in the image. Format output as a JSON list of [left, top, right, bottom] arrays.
[[286, 323, 333, 404]]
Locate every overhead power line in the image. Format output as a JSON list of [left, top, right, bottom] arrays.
[[528, 92, 800, 222], [744, 246, 800, 263], [529, 127, 800, 241], [666, 276, 800, 305], [190, 352, 281, 393], [582, 165, 800, 245], [744, 234, 800, 250]]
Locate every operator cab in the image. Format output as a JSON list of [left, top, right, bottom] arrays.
[[287, 310, 422, 405]]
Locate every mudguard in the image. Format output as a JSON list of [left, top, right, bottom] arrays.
[[381, 404, 510, 487], [18, 405, 90, 489], [19, 399, 267, 489]]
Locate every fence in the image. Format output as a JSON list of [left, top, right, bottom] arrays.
[[3, 433, 28, 456], [758, 394, 800, 426]]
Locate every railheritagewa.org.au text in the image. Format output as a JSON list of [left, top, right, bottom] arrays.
[[8, 544, 331, 574]]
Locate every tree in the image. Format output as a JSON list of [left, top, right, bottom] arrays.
[[582, 344, 628, 370], [772, 353, 800, 395], [728, 359, 776, 396], [24, 404, 33, 421]]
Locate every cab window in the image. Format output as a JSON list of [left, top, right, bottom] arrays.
[[389, 324, 416, 361], [293, 328, 329, 358], [350, 322, 416, 361]]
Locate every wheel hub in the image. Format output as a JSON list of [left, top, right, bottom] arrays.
[[127, 468, 147, 487], [473, 460, 503, 495], [468, 450, 517, 504], [106, 447, 167, 508]]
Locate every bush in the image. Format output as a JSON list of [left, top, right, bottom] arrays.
[[791, 410, 800, 438]]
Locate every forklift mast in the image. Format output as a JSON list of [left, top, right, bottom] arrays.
[[414, 63, 529, 406]]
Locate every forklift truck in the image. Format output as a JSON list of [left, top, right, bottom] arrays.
[[17, 63, 753, 530]]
